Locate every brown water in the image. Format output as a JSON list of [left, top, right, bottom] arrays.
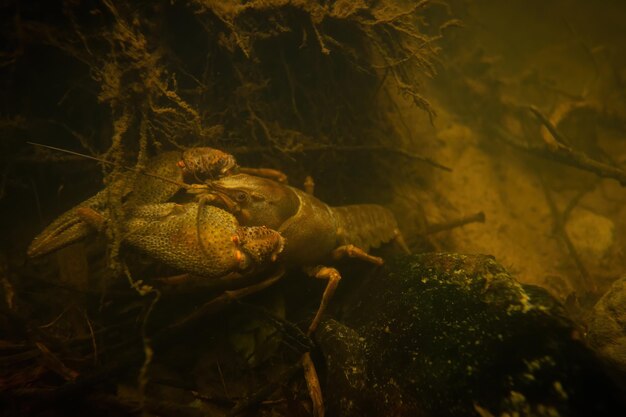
[[1, 1, 625, 415]]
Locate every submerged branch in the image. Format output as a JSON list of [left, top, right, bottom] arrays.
[[425, 211, 485, 235], [538, 176, 593, 292], [494, 125, 626, 186]]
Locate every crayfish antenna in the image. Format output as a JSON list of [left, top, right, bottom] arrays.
[[27, 142, 190, 190]]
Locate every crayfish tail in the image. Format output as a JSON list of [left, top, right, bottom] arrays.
[[331, 204, 401, 252]]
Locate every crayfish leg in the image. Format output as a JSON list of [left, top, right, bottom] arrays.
[[302, 351, 325, 417], [239, 167, 288, 183], [304, 265, 342, 336], [155, 273, 193, 286], [393, 229, 411, 254], [331, 244, 383, 266], [306, 245, 382, 336], [303, 175, 315, 195], [301, 264, 342, 417], [169, 268, 286, 329]]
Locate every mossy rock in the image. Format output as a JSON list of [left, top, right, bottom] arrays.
[[317, 253, 625, 417], [587, 276, 626, 375]]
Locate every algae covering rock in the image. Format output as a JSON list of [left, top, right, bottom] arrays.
[[587, 276, 626, 374], [316, 253, 625, 417]]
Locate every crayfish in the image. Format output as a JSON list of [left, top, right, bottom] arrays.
[[27, 144, 285, 260], [27, 143, 409, 417]]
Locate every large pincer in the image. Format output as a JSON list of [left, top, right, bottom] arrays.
[[27, 151, 184, 258], [27, 193, 108, 258]]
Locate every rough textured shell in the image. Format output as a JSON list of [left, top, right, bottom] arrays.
[[331, 204, 400, 252], [125, 202, 242, 278]]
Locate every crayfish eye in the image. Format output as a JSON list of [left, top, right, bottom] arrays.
[[235, 191, 249, 203]]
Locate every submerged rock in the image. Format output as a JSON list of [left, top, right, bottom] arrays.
[[317, 253, 624, 417], [587, 276, 626, 374]]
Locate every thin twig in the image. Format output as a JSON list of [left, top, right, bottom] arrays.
[[216, 359, 230, 399], [494, 107, 626, 186], [84, 311, 98, 366], [35, 342, 79, 381], [38, 307, 71, 329], [226, 362, 302, 417], [281, 50, 304, 128], [538, 175, 593, 292], [425, 211, 485, 235]]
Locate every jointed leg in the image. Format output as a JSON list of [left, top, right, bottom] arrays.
[[331, 244, 383, 266], [169, 268, 285, 329], [301, 243, 383, 416], [304, 175, 315, 195], [306, 245, 382, 334], [302, 351, 324, 417], [239, 167, 287, 183], [301, 264, 336, 417], [393, 229, 411, 254], [304, 265, 342, 336]]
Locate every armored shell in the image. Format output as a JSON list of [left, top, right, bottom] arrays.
[[28, 151, 183, 258], [206, 174, 404, 266], [124, 202, 249, 278]]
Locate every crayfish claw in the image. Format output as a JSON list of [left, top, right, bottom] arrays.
[[179, 147, 239, 181], [27, 193, 106, 258], [27, 215, 92, 258], [235, 226, 285, 267]]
